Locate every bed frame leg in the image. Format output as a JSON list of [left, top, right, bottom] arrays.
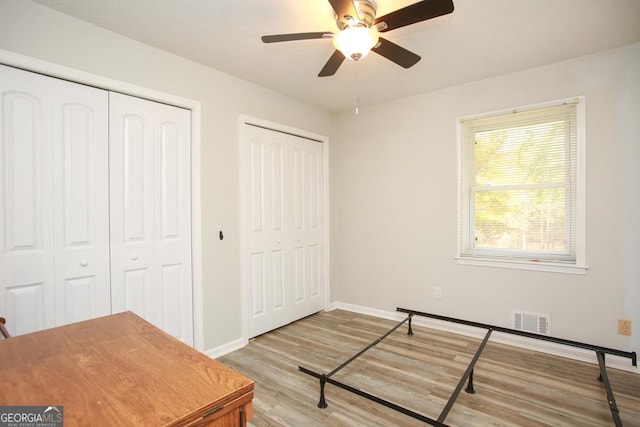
[[465, 369, 476, 394], [597, 353, 605, 382], [407, 313, 414, 336], [318, 375, 328, 408]]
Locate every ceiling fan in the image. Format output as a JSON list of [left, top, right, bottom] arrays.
[[261, 0, 454, 77]]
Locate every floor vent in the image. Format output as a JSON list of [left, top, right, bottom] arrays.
[[511, 310, 550, 335]]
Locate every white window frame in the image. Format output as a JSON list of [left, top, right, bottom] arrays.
[[456, 97, 587, 274]]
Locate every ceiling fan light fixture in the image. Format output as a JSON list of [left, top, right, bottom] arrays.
[[333, 26, 379, 61]]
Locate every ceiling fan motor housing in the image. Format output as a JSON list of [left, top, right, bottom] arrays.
[[336, 0, 378, 29]]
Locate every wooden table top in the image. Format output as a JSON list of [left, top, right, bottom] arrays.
[[0, 312, 254, 426]]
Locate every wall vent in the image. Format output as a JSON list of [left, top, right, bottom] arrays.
[[511, 310, 550, 335]]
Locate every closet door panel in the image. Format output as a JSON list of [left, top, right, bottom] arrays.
[[52, 79, 110, 325], [243, 124, 325, 338], [154, 102, 192, 345], [295, 140, 324, 320], [122, 268, 150, 315], [109, 93, 157, 325], [2, 93, 47, 253], [110, 93, 192, 345], [5, 284, 46, 336], [0, 65, 55, 335], [63, 276, 97, 323], [123, 115, 150, 241]]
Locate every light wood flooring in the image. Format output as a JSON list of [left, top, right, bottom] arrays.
[[218, 310, 640, 426]]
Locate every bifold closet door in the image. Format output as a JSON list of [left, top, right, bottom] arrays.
[[242, 124, 325, 338], [109, 92, 193, 345], [0, 64, 110, 335]]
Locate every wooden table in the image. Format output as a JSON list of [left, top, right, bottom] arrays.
[[0, 312, 254, 426]]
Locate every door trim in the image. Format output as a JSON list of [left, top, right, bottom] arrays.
[[0, 49, 204, 351], [238, 115, 330, 343]]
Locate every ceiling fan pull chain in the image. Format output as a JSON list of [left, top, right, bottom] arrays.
[[355, 61, 360, 115]]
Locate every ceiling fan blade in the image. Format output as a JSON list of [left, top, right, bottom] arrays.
[[371, 37, 421, 68], [318, 50, 346, 77], [374, 0, 454, 32], [328, 0, 360, 21], [261, 32, 332, 43]]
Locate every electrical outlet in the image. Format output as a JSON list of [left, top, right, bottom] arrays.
[[618, 320, 632, 336], [434, 287, 442, 299]]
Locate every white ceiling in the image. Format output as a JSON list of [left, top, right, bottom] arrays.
[[33, 0, 640, 113]]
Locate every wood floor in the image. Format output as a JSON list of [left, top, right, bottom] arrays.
[[218, 310, 640, 427]]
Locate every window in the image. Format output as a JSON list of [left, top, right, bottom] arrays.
[[457, 98, 586, 273]]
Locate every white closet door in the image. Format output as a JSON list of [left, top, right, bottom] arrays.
[[110, 92, 193, 345], [153, 102, 193, 343], [52, 78, 111, 326], [0, 65, 55, 335], [0, 65, 110, 335], [242, 124, 324, 338], [109, 94, 156, 324]]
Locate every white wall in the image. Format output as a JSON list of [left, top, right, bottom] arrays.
[[332, 43, 640, 355], [0, 0, 335, 351], [1, 0, 638, 360]]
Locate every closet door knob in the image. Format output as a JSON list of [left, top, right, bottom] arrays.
[[80, 259, 89, 267], [131, 254, 138, 261]]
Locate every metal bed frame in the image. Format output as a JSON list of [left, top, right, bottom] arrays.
[[298, 307, 637, 427]]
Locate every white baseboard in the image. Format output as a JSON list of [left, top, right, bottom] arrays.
[[329, 301, 638, 374], [206, 302, 637, 374], [205, 337, 248, 359]]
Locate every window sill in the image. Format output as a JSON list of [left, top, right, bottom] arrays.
[[455, 256, 588, 275]]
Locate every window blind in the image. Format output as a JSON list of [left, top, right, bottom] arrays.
[[458, 101, 578, 262]]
